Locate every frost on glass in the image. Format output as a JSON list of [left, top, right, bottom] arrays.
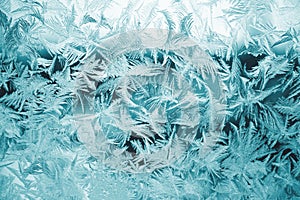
[[0, 0, 300, 199], [73, 30, 226, 173]]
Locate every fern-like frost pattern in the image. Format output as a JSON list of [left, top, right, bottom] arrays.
[[0, 0, 300, 199]]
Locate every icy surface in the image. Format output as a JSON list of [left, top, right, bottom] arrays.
[[0, 0, 300, 199]]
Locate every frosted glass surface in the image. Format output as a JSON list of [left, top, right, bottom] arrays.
[[0, 0, 300, 199]]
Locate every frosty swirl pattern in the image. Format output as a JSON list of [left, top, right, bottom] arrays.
[[74, 29, 226, 173]]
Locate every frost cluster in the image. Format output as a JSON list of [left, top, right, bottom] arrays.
[[0, 0, 300, 199]]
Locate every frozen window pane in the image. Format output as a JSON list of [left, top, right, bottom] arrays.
[[0, 0, 299, 199]]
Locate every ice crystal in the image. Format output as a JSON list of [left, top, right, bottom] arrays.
[[0, 0, 300, 199]]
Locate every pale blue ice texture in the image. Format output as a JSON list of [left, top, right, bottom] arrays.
[[1, 0, 300, 199]]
